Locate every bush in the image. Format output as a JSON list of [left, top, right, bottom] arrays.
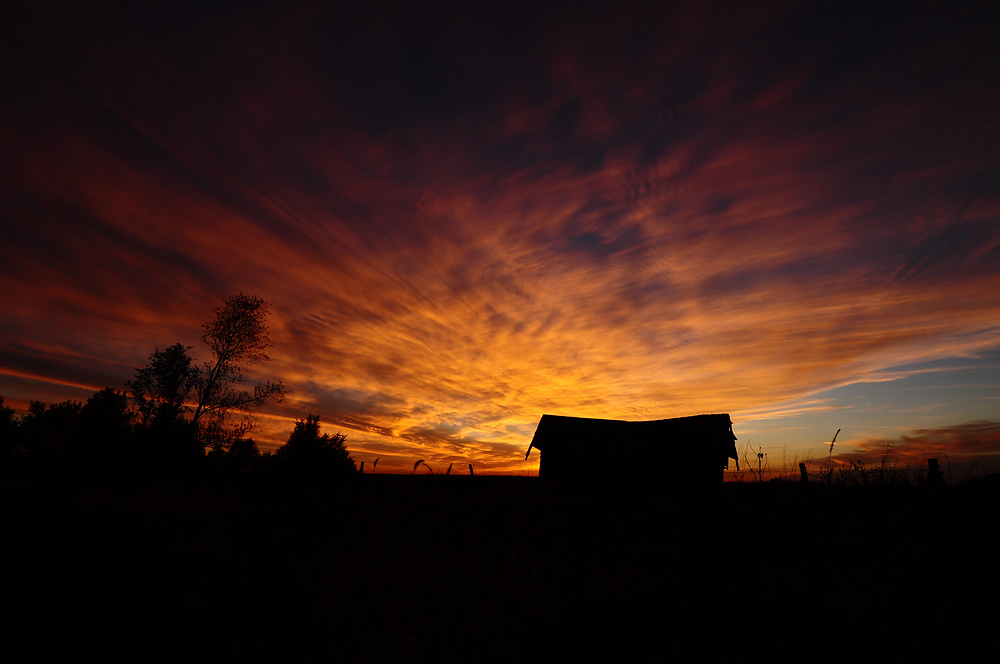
[[275, 414, 356, 482]]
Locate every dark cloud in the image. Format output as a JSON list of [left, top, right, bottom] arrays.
[[849, 421, 1000, 458], [837, 421, 1000, 478], [889, 220, 1000, 285], [563, 225, 644, 259]]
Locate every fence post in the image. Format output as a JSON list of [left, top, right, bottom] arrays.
[[799, 462, 808, 483]]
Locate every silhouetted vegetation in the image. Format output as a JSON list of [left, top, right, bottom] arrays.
[[0, 295, 346, 488], [0, 396, 18, 468], [127, 343, 198, 429], [191, 293, 287, 430], [274, 413, 356, 482]]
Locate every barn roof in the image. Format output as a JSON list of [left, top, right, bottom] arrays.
[[525, 413, 738, 462]]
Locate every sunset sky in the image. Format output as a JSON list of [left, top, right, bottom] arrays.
[[3, 0, 998, 477]]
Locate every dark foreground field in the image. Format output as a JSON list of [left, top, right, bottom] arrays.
[[4, 475, 998, 661]]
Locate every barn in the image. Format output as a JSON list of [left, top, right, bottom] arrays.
[[524, 413, 739, 484]]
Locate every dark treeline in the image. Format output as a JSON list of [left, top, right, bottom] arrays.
[[0, 294, 356, 487], [0, 391, 355, 487]]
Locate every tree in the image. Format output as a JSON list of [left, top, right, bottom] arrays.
[[1, 396, 23, 479], [191, 294, 287, 428], [276, 414, 356, 479], [18, 399, 83, 477], [0, 396, 17, 438], [126, 345, 202, 475], [21, 400, 82, 449], [66, 387, 135, 480], [127, 344, 199, 428], [77, 388, 134, 450], [124, 294, 287, 463]]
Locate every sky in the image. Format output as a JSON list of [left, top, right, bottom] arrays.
[[2, 0, 999, 477]]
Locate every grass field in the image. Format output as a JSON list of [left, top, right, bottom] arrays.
[[5, 474, 998, 661]]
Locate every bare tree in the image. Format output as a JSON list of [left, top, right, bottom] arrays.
[[191, 294, 287, 428]]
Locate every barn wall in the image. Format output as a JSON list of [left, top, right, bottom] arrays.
[[539, 446, 728, 484]]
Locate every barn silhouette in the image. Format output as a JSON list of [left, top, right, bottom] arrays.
[[525, 413, 739, 484]]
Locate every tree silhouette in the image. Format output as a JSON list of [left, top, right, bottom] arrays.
[[0, 396, 16, 430], [192, 294, 286, 428], [276, 414, 355, 480], [16, 399, 82, 479], [2, 295, 293, 482], [80, 388, 133, 433], [63, 387, 135, 480], [119, 295, 287, 467], [126, 344, 204, 474], [223, 437, 264, 469], [127, 344, 199, 428], [1, 396, 23, 479], [3, 391, 137, 482]]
